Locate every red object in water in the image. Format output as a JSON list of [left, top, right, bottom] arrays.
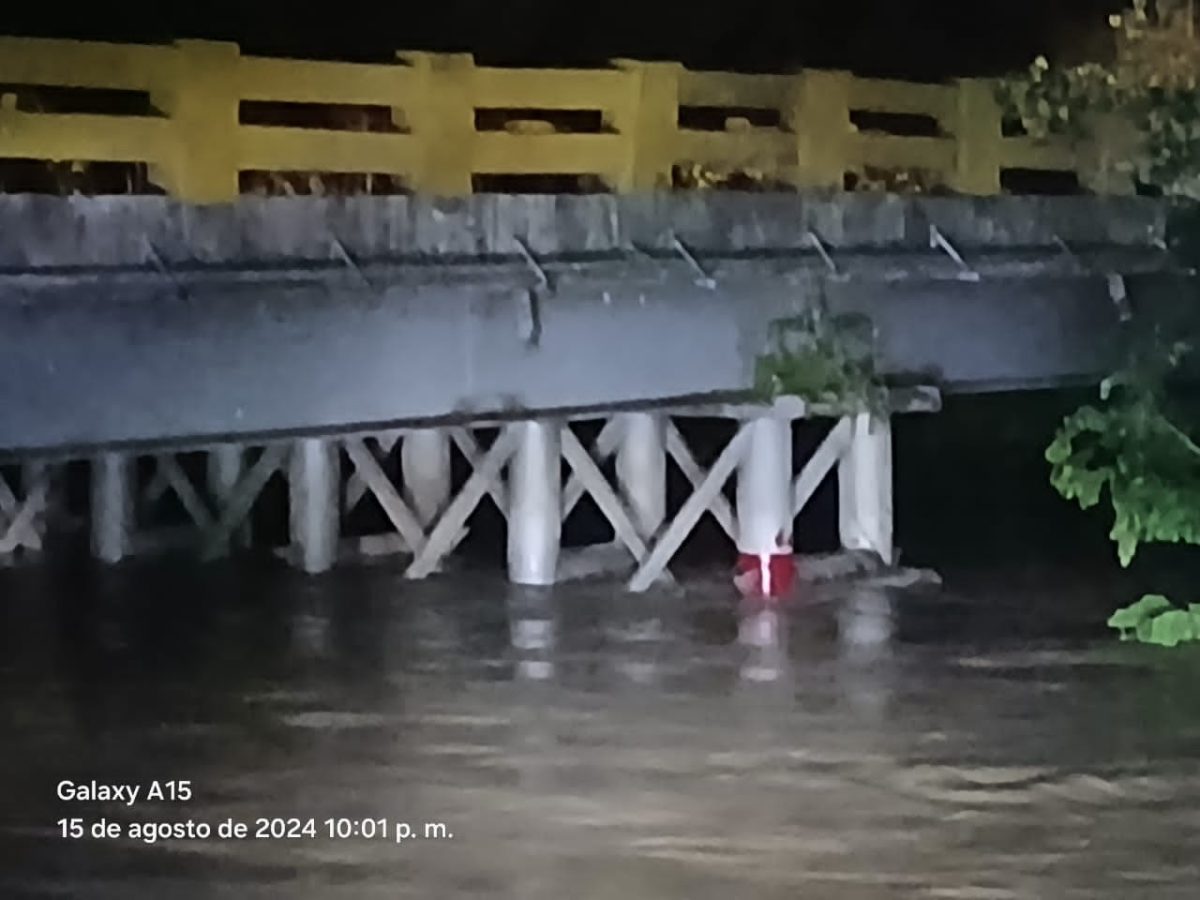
[[734, 550, 796, 600]]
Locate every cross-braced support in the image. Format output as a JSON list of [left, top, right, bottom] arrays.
[[60, 391, 915, 584], [127, 443, 282, 560], [407, 425, 517, 579], [0, 463, 49, 560], [629, 421, 754, 592]]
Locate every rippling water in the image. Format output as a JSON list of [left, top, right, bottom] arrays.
[[2, 557, 1200, 899]]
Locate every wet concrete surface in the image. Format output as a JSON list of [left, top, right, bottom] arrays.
[[1, 556, 1200, 898]]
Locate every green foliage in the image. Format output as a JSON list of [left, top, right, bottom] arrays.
[[1006, 3, 1200, 646], [997, 2, 1200, 197], [1108, 594, 1200, 646], [996, 58, 1118, 142], [753, 306, 885, 412], [1048, 336, 1200, 644]]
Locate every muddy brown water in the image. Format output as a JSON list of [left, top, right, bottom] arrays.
[[2, 553, 1199, 899]]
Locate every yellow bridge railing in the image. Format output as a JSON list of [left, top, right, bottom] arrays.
[[0, 37, 1132, 202]]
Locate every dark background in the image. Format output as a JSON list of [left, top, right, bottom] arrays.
[[5, 1, 1123, 78]]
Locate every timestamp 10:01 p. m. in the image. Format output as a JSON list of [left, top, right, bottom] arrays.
[[249, 817, 453, 842]]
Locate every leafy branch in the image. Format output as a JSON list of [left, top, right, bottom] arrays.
[[753, 305, 886, 413], [1046, 334, 1200, 644]]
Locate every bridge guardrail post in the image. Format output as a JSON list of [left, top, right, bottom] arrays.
[[399, 51, 476, 196], [950, 78, 1004, 196], [610, 60, 683, 191], [787, 69, 853, 189], [153, 40, 240, 203]]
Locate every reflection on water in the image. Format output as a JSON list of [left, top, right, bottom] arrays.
[[2, 560, 1200, 898]]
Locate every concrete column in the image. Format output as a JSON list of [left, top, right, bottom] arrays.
[[838, 412, 894, 565], [90, 452, 134, 564], [507, 421, 561, 586], [288, 438, 340, 575], [736, 416, 794, 555], [401, 428, 452, 528], [207, 444, 248, 550], [616, 412, 666, 539]]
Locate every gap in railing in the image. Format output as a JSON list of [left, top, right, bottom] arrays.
[[849, 109, 942, 137], [474, 57, 616, 70], [239, 170, 410, 196], [471, 174, 612, 194], [238, 46, 404, 66], [474, 108, 609, 134], [843, 166, 949, 194], [0, 158, 163, 195], [677, 105, 783, 131], [671, 163, 794, 191], [1000, 116, 1028, 138], [0, 84, 161, 117], [239, 101, 404, 133], [1000, 168, 1083, 196]]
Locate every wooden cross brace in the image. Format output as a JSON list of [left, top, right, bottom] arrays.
[[343, 437, 427, 554], [199, 445, 289, 560], [406, 425, 518, 579], [149, 453, 216, 532], [0, 465, 48, 554], [560, 417, 622, 520], [448, 427, 510, 518], [664, 421, 736, 541], [141, 451, 268, 557], [558, 424, 673, 584], [628, 422, 753, 592], [344, 433, 400, 513], [792, 417, 852, 517]]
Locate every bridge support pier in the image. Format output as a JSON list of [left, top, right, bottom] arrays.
[[838, 412, 894, 565], [288, 438, 340, 575], [736, 416, 795, 596], [616, 412, 667, 540], [507, 420, 561, 586], [402, 428, 452, 529], [90, 452, 134, 564]]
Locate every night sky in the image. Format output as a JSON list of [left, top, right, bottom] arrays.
[[7, 1, 1122, 80]]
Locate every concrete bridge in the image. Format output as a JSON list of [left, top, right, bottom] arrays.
[[0, 191, 1192, 588]]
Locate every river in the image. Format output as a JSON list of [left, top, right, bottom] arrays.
[[2, 391, 1199, 897]]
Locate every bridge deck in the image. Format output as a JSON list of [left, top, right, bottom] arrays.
[[0, 193, 1192, 456]]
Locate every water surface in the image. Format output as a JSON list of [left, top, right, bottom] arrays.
[[2, 556, 1199, 898]]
